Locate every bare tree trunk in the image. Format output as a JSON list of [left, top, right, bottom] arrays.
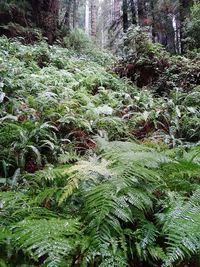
[[31, 0, 59, 44], [73, 0, 78, 29], [130, 0, 137, 25], [167, 15, 176, 54], [113, 0, 121, 22], [90, 0, 97, 37], [62, 0, 72, 32], [85, 0, 90, 34], [138, 0, 147, 26], [150, 0, 156, 42], [122, 0, 128, 32], [179, 0, 193, 53]]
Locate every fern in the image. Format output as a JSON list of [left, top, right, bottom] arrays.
[[11, 218, 81, 267], [97, 138, 169, 168], [1, 35, 200, 267], [133, 221, 165, 261], [158, 190, 200, 266], [59, 157, 113, 204]]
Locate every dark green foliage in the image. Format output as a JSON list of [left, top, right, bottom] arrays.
[[115, 27, 200, 93], [186, 3, 200, 50]]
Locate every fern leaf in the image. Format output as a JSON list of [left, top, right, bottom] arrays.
[[11, 218, 81, 267]]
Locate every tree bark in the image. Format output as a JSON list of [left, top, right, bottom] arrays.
[[138, 0, 147, 26], [30, 0, 59, 44], [130, 0, 137, 25], [85, 0, 90, 34], [73, 0, 78, 29], [90, 0, 97, 37], [62, 0, 72, 32], [122, 0, 128, 32], [150, 0, 156, 42], [113, 0, 121, 22]]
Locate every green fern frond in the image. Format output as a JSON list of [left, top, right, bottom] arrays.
[[160, 190, 200, 266], [160, 159, 200, 191], [134, 222, 165, 261], [0, 192, 30, 225], [97, 139, 169, 168], [11, 218, 81, 267]]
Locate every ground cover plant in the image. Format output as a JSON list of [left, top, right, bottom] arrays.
[[0, 31, 200, 267]]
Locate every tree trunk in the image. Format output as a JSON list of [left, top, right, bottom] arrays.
[[150, 0, 156, 42], [90, 0, 97, 37], [179, 0, 193, 53], [138, 0, 147, 26], [73, 0, 78, 29], [31, 0, 59, 44], [122, 0, 128, 32], [85, 0, 90, 34], [113, 0, 121, 22], [130, 0, 137, 25], [167, 15, 176, 53], [62, 0, 72, 32]]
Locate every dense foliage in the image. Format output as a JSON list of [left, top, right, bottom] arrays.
[[0, 31, 200, 267], [186, 2, 200, 50], [115, 26, 200, 93]]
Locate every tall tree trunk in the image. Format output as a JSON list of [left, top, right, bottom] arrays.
[[62, 0, 72, 32], [167, 15, 176, 54], [113, 0, 121, 22], [90, 0, 97, 37], [179, 0, 193, 53], [31, 0, 59, 44], [150, 0, 156, 42], [122, 0, 128, 32], [138, 0, 147, 26], [85, 0, 90, 34], [130, 0, 137, 25], [73, 0, 78, 29]]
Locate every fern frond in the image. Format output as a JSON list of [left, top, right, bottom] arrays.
[[160, 159, 200, 192], [159, 190, 200, 267], [0, 192, 30, 225], [11, 218, 81, 267], [97, 138, 169, 168], [59, 157, 114, 204]]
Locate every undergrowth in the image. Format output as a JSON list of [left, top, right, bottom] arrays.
[[0, 33, 200, 266]]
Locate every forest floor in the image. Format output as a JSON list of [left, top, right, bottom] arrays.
[[0, 36, 200, 267]]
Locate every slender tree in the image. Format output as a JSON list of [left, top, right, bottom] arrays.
[[138, 0, 147, 26]]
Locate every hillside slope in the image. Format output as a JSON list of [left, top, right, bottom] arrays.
[[0, 35, 200, 267]]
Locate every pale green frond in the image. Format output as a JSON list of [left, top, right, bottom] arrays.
[[59, 157, 114, 204]]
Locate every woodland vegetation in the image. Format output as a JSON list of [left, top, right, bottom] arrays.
[[0, 0, 200, 267]]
